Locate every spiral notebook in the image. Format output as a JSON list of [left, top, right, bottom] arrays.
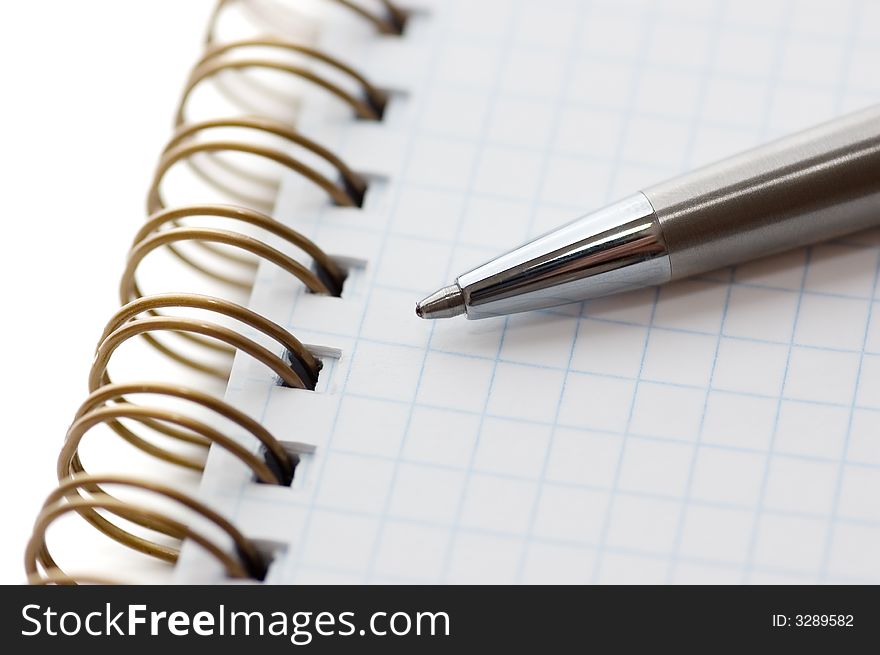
[[28, 0, 880, 585]]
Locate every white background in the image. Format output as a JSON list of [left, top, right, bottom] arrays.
[[0, 0, 213, 583], [3, 0, 879, 587]]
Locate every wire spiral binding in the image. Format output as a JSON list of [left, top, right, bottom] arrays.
[[25, 0, 406, 584]]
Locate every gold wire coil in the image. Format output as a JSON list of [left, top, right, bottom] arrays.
[[26, 0, 400, 584], [121, 206, 343, 371], [165, 117, 368, 213], [69, 381, 298, 481], [92, 298, 312, 387], [205, 0, 315, 47], [28, 570, 120, 586], [130, 227, 331, 294], [147, 118, 364, 280], [99, 293, 319, 385], [131, 222, 335, 299], [25, 475, 268, 583], [59, 403, 278, 488], [88, 293, 314, 457], [148, 115, 367, 215], [332, 0, 409, 35], [178, 38, 387, 125], [205, 0, 408, 45], [130, 203, 347, 293]]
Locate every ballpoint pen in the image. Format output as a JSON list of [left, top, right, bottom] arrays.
[[416, 104, 880, 320]]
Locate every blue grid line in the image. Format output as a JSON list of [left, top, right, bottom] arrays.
[[359, 0, 519, 584], [271, 28, 408, 584], [818, 247, 880, 580], [303, 390, 880, 469], [214, 447, 880, 583], [817, 0, 878, 578], [289, 312, 880, 360], [229, 368, 880, 469], [315, 423, 880, 470], [221, 489, 880, 545], [436, 26, 880, 88], [742, 17, 836, 574], [436, 0, 520, 584], [588, 309, 660, 582], [416, 73, 880, 128], [194, 0, 880, 586], [378, 111, 880, 171], [741, 0, 808, 582], [588, 5, 662, 584], [439, 5, 880, 53], [313, 199, 880, 275], [292, 537, 877, 585], [742, 10, 811, 582], [403, 127, 741, 168], [663, 0, 731, 584], [504, 0, 595, 584], [221, 498, 878, 583], [278, 443, 880, 502], [219, 446, 880, 536], [321, 556, 876, 585], [431, 57, 880, 103]]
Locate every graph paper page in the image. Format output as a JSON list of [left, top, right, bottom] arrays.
[[180, 0, 880, 584]]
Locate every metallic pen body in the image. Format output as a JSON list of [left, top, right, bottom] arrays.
[[417, 104, 880, 320]]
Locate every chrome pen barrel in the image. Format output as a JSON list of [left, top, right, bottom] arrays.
[[456, 194, 671, 319], [647, 103, 880, 278], [418, 104, 880, 321]]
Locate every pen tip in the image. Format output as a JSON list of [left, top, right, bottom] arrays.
[[415, 284, 466, 320]]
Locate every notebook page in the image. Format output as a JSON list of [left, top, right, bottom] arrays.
[[178, 0, 880, 584]]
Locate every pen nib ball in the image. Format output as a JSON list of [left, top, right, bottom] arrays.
[[415, 285, 466, 320]]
